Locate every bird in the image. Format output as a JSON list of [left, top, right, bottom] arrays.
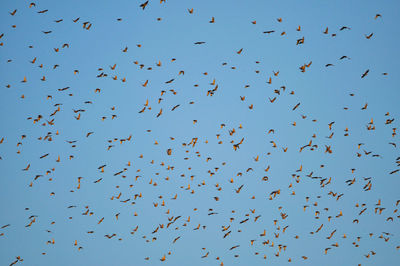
[[171, 104, 180, 111], [361, 69, 369, 78], [22, 164, 30, 171], [140, 1, 149, 10], [293, 103, 301, 111], [365, 33, 374, 39]]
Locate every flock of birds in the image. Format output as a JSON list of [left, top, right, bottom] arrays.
[[0, 1, 399, 265]]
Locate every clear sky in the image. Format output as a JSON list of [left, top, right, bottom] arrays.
[[0, 0, 400, 265]]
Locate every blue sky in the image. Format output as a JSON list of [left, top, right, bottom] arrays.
[[0, 0, 399, 265]]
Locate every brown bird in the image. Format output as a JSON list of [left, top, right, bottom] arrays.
[[140, 1, 149, 10], [22, 164, 30, 171], [365, 33, 374, 39], [156, 109, 163, 117], [235, 184, 244, 193]]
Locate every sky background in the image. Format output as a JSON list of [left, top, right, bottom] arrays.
[[0, 0, 400, 265]]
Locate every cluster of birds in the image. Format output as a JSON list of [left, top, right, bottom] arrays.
[[0, 1, 399, 265]]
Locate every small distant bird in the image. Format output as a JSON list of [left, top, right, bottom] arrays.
[[140, 1, 149, 10], [361, 69, 369, 78]]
